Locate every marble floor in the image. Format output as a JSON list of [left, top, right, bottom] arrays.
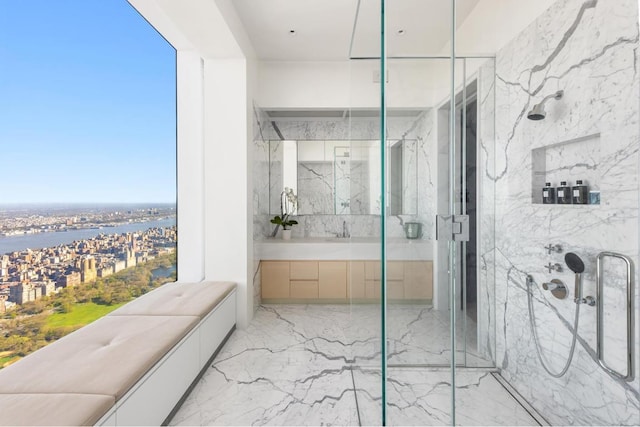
[[171, 305, 540, 426]]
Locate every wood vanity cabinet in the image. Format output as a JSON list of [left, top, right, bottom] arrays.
[[319, 261, 347, 298], [289, 261, 319, 298], [261, 261, 290, 299], [261, 259, 433, 302], [404, 261, 433, 299], [348, 261, 366, 298]]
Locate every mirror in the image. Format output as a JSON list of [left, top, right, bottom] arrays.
[[269, 140, 418, 215]]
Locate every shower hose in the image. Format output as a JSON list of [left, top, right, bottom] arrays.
[[526, 276, 581, 378]]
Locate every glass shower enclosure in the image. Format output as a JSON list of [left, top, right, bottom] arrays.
[[345, 1, 495, 424], [345, 0, 640, 425]]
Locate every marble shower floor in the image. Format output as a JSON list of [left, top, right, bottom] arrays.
[[171, 305, 539, 426]]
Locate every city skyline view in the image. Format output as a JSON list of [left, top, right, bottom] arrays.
[[0, 1, 176, 204], [0, 1, 181, 377]]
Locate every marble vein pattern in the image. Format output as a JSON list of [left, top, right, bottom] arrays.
[[493, 0, 640, 425], [401, 139, 418, 215], [348, 303, 492, 368], [252, 105, 272, 310], [478, 58, 497, 364], [171, 305, 538, 426], [252, 262, 261, 314], [298, 162, 335, 214], [354, 369, 539, 426], [255, 113, 436, 240], [171, 305, 361, 426], [253, 105, 275, 242]]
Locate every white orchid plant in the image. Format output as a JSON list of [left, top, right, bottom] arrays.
[[271, 187, 298, 230]]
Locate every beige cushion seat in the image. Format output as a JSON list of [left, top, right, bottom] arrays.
[[0, 314, 199, 400], [109, 281, 236, 318], [0, 281, 237, 426], [0, 393, 115, 426]]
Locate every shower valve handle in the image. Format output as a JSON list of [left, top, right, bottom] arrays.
[[544, 244, 563, 254], [544, 262, 563, 273]]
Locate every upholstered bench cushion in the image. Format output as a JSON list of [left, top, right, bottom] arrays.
[[109, 281, 236, 318], [0, 393, 115, 426], [0, 315, 199, 400]]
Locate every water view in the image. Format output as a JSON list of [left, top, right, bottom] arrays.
[[0, 217, 176, 255]]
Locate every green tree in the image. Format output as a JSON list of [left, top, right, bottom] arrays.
[[1, 252, 177, 367], [59, 293, 74, 314]]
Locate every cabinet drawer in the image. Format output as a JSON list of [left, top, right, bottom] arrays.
[[388, 280, 404, 299], [290, 281, 319, 298], [365, 261, 381, 280], [365, 280, 381, 299], [262, 261, 290, 299], [404, 261, 433, 299], [319, 261, 347, 299], [348, 261, 366, 299], [388, 261, 404, 280], [290, 261, 319, 280], [364, 261, 403, 281]]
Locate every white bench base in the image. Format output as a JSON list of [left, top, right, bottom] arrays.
[[96, 289, 236, 426]]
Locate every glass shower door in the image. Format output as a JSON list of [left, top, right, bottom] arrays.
[[377, 2, 497, 426], [378, 0, 461, 425], [346, 1, 489, 425]]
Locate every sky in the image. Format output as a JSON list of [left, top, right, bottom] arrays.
[[0, 0, 177, 204]]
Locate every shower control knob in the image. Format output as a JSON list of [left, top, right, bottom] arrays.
[[544, 244, 563, 254], [544, 262, 563, 273]]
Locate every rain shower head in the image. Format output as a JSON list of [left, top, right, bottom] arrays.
[[527, 90, 564, 121]]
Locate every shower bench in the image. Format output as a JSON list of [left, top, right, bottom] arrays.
[[0, 280, 237, 426]]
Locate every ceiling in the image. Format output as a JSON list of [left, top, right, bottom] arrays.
[[232, 0, 481, 61]]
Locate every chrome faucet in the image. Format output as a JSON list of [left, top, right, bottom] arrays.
[[337, 220, 350, 238]]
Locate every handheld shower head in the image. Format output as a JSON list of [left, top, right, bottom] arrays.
[[565, 252, 585, 303], [527, 90, 564, 121], [565, 252, 585, 274]]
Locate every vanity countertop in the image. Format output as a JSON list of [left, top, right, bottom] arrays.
[[255, 237, 433, 260]]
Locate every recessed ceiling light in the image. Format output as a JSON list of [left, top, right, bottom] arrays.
[[288, 29, 297, 36], [396, 29, 406, 36]]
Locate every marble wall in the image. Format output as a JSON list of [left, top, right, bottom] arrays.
[[478, 59, 497, 363], [252, 105, 272, 312], [492, 0, 640, 424], [295, 154, 372, 216], [254, 114, 436, 241]]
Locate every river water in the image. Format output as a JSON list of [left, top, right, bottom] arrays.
[[0, 217, 176, 255], [151, 265, 177, 279]]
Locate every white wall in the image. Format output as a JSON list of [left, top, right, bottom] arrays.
[[129, 0, 257, 328], [176, 52, 205, 282], [258, 60, 449, 110], [203, 58, 254, 328]]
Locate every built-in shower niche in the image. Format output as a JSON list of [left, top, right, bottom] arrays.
[[531, 133, 600, 204]]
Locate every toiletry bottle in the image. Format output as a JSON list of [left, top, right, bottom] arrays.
[[542, 182, 556, 204], [556, 181, 572, 204], [572, 180, 588, 205]]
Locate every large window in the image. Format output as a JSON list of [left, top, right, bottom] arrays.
[[0, 1, 177, 368]]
